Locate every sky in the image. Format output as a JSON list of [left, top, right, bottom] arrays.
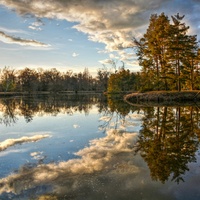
[[0, 0, 199, 76]]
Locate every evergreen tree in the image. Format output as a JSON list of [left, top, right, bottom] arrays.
[[134, 13, 199, 91], [167, 13, 198, 91], [134, 13, 171, 91]]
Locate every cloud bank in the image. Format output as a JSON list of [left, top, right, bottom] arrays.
[[0, 0, 199, 66], [0, 0, 168, 51], [0, 31, 50, 47]]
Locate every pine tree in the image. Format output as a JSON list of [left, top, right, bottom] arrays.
[[134, 13, 199, 91], [168, 14, 191, 91], [134, 13, 172, 91]]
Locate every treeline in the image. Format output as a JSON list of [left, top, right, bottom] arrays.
[[0, 67, 109, 93]]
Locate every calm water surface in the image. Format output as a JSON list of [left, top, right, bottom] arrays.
[[0, 94, 199, 200]]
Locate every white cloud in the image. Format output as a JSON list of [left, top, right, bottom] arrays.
[[28, 25, 42, 31], [0, 149, 27, 157], [73, 124, 80, 128], [0, 31, 51, 47], [99, 59, 114, 65], [28, 19, 44, 31], [0, 134, 50, 151], [30, 151, 45, 161], [72, 52, 79, 57], [117, 50, 136, 64], [109, 53, 115, 59], [0, 26, 27, 34], [97, 49, 109, 54], [32, 21, 44, 27]]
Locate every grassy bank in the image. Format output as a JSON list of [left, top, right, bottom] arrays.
[[124, 91, 200, 106]]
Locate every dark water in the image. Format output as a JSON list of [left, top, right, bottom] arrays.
[[0, 94, 199, 200]]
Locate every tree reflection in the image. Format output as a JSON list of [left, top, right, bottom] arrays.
[[0, 94, 107, 125], [99, 95, 139, 132], [136, 106, 200, 183], [0, 98, 18, 126]]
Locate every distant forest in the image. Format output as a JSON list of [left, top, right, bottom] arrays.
[[0, 67, 110, 93], [0, 65, 140, 94], [1, 13, 200, 94]]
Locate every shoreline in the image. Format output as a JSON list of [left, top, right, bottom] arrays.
[[124, 91, 200, 106], [0, 91, 104, 97]]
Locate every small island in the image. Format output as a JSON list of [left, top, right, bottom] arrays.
[[124, 91, 200, 106]]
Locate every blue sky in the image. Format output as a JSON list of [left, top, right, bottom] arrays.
[[0, 0, 199, 75]]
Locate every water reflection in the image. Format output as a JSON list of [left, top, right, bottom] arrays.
[[0, 95, 199, 199], [136, 106, 200, 184], [0, 98, 18, 125], [99, 95, 141, 132], [106, 98, 200, 184], [0, 135, 50, 152], [0, 128, 139, 199], [0, 94, 107, 126]]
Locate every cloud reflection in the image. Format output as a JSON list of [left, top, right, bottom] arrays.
[[0, 134, 50, 151], [0, 129, 138, 197]]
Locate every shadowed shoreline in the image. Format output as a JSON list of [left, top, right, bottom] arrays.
[[124, 91, 200, 106]]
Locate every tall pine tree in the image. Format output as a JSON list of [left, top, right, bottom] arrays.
[[134, 13, 199, 91]]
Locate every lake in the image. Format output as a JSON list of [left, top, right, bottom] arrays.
[[0, 94, 199, 200]]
